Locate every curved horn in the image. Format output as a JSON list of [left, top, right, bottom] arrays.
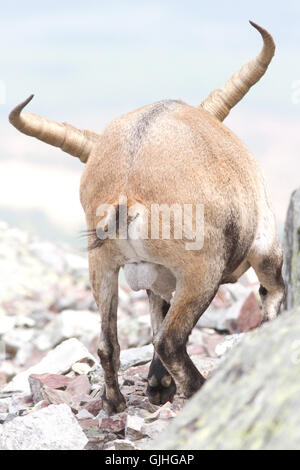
[[200, 21, 275, 122], [9, 95, 97, 163]]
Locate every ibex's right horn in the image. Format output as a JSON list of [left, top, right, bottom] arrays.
[[200, 21, 276, 122], [9, 95, 99, 163]]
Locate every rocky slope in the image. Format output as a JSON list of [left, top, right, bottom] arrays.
[[152, 307, 300, 450], [0, 221, 261, 450]]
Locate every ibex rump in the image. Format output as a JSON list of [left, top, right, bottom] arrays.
[[9, 22, 285, 414]]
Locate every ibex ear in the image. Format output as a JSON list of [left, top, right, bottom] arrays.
[[200, 21, 275, 122], [9, 95, 101, 163]]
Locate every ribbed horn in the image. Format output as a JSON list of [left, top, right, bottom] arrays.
[[200, 21, 276, 122], [9, 95, 97, 163]]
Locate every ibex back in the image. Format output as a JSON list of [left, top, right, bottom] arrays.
[[9, 21, 285, 413]]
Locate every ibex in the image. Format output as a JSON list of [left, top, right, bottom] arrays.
[[9, 21, 285, 414]]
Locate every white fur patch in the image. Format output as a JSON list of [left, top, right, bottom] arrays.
[[124, 262, 158, 291]]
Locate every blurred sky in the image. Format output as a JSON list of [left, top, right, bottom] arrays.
[[0, 0, 299, 245]]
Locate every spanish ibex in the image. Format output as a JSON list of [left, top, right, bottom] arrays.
[[9, 21, 285, 413]]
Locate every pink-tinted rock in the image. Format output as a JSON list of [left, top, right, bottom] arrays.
[[30, 373, 73, 389], [212, 288, 233, 308], [99, 412, 127, 433], [66, 375, 91, 397], [0, 372, 7, 388], [144, 402, 176, 423], [202, 333, 225, 358], [79, 418, 99, 430], [237, 292, 262, 332], [187, 344, 206, 356], [29, 373, 74, 404], [82, 399, 103, 417], [125, 414, 146, 440], [124, 364, 149, 377], [42, 386, 73, 406]]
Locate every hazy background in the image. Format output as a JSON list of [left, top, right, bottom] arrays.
[[1, 0, 299, 248]]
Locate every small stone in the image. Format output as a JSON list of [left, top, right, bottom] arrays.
[[29, 374, 74, 404], [191, 356, 220, 379], [215, 334, 245, 358], [82, 399, 103, 417], [0, 413, 8, 424], [72, 362, 92, 375], [141, 419, 169, 440], [41, 386, 73, 407], [99, 412, 127, 433], [77, 409, 94, 420], [114, 439, 137, 450], [202, 332, 225, 357], [125, 414, 146, 440], [144, 402, 176, 422]]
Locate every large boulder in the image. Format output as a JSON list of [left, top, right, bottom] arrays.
[[283, 187, 300, 309], [152, 308, 300, 450], [0, 404, 88, 450]]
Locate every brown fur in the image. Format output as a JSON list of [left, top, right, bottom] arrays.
[[80, 100, 284, 410]]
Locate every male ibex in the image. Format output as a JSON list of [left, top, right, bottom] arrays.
[[9, 21, 285, 414]]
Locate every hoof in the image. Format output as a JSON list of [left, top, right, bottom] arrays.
[[102, 387, 126, 415], [146, 373, 177, 405], [183, 374, 206, 399]]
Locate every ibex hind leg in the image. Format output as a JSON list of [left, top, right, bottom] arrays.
[[146, 291, 176, 405], [89, 250, 126, 415], [153, 267, 222, 399]]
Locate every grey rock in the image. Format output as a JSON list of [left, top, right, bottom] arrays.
[[114, 439, 137, 450], [283, 187, 300, 309], [125, 414, 146, 440], [3, 328, 35, 355], [190, 356, 220, 379], [215, 333, 245, 357], [33, 310, 100, 351], [152, 308, 300, 450], [141, 419, 169, 440], [120, 344, 153, 371], [197, 291, 261, 333], [0, 314, 15, 336], [0, 404, 88, 450]]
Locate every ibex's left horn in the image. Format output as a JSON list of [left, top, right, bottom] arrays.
[[200, 21, 275, 122], [9, 95, 98, 163]]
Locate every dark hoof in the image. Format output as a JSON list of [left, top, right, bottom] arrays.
[[147, 354, 177, 405], [102, 387, 126, 415], [183, 374, 206, 399], [146, 373, 177, 405]]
